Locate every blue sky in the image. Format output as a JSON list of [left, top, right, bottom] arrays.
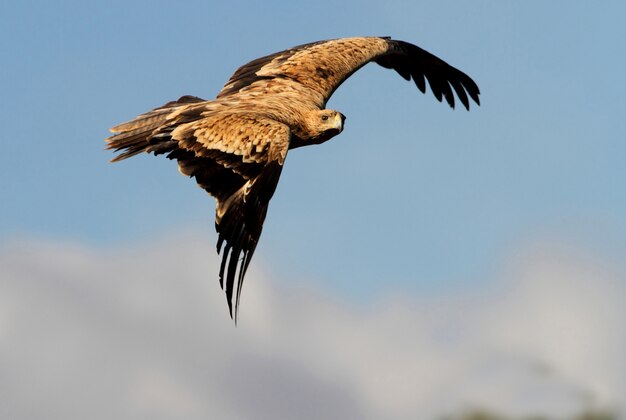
[[2, 0, 626, 300]]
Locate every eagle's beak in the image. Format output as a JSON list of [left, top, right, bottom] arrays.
[[334, 113, 346, 132]]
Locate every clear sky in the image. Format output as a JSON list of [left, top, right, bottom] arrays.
[[1, 2, 626, 418]]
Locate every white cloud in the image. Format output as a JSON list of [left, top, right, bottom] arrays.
[[0, 235, 624, 419]]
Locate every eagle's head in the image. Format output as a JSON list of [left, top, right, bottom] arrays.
[[294, 109, 346, 148]]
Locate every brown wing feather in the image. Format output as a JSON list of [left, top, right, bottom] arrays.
[[217, 37, 390, 107], [107, 103, 290, 320], [217, 37, 479, 110], [216, 40, 326, 98]]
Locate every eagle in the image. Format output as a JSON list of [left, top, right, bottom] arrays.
[[106, 36, 480, 321]]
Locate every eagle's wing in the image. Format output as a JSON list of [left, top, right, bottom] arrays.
[[217, 37, 480, 110], [107, 99, 290, 321]]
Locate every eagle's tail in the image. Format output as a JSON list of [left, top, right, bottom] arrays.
[[106, 95, 205, 162]]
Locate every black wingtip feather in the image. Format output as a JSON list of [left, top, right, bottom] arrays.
[[448, 78, 470, 111], [216, 238, 256, 323], [442, 81, 455, 109], [218, 242, 229, 290], [412, 72, 427, 94], [383, 39, 480, 110], [225, 244, 241, 318]]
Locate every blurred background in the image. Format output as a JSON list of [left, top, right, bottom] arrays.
[[1, 1, 625, 419]]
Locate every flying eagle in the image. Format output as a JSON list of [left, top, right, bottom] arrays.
[[106, 37, 480, 321]]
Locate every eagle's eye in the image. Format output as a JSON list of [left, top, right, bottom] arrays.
[[321, 115, 329, 121]]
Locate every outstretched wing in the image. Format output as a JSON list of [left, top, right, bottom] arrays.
[[217, 37, 480, 110], [171, 113, 290, 322], [107, 101, 290, 321]]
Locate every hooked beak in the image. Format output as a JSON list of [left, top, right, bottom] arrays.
[[334, 112, 346, 132]]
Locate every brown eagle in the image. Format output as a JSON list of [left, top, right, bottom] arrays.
[[106, 37, 480, 321]]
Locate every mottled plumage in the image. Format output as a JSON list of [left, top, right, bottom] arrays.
[[106, 36, 480, 321]]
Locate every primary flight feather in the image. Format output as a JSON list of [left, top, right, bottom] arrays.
[[106, 36, 480, 321]]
